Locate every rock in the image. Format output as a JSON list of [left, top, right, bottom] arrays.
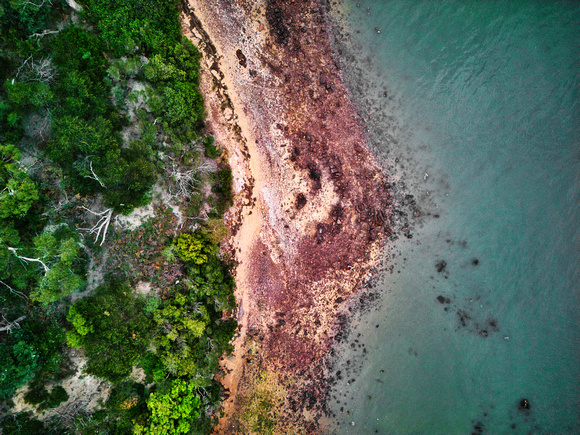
[[435, 260, 447, 273], [295, 193, 307, 210], [236, 49, 247, 67]]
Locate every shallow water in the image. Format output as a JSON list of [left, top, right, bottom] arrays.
[[327, 1, 579, 433]]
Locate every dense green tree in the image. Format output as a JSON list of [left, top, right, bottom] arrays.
[[175, 232, 214, 265], [81, 0, 182, 56], [161, 82, 204, 128], [0, 412, 45, 435], [29, 231, 85, 305], [134, 379, 202, 435], [0, 315, 65, 399], [0, 0, 55, 38], [0, 144, 39, 218], [66, 280, 153, 383]]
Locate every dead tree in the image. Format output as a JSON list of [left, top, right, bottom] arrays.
[[0, 314, 27, 333], [28, 29, 59, 46], [0, 279, 28, 299], [167, 160, 216, 200], [7, 247, 49, 272], [80, 207, 113, 246]]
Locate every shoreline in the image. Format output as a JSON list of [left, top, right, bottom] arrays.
[[180, 1, 393, 431]]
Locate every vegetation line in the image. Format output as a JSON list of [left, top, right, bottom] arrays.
[[1, 1, 236, 433]]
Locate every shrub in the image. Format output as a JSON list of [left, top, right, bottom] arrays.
[[210, 167, 233, 216], [23, 381, 50, 406], [134, 379, 202, 435], [42, 385, 69, 409], [203, 136, 221, 159], [175, 232, 213, 265]]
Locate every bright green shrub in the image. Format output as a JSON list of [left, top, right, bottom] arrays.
[[134, 379, 202, 435], [175, 232, 213, 265]]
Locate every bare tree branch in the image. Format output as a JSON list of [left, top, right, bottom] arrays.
[[0, 315, 27, 333], [7, 247, 49, 272], [29, 29, 59, 46], [80, 208, 113, 246], [0, 280, 28, 299]]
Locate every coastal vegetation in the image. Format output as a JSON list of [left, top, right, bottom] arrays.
[[0, 0, 235, 433]]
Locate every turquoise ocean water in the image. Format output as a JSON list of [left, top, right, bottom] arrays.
[[327, 1, 579, 434]]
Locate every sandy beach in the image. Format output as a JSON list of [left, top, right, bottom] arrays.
[[180, 0, 392, 431]]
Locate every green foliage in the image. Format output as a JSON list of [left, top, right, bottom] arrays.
[[23, 381, 68, 410], [210, 167, 233, 216], [52, 26, 111, 119], [0, 143, 39, 219], [160, 82, 204, 128], [0, 412, 45, 435], [134, 379, 202, 435], [152, 292, 209, 379], [175, 232, 214, 265], [0, 339, 37, 399], [29, 227, 85, 304], [42, 385, 68, 409], [0, 0, 54, 38], [48, 115, 156, 212], [0, 315, 65, 400], [0, 1, 232, 433], [203, 217, 229, 245], [66, 279, 153, 383], [148, 248, 236, 382], [81, 0, 182, 56], [186, 192, 204, 217], [203, 136, 221, 159], [23, 381, 50, 405], [103, 147, 157, 214], [187, 256, 236, 311]]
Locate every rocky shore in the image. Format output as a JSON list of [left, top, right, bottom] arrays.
[[180, 0, 393, 431]]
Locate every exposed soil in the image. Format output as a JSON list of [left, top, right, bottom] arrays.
[[181, 0, 393, 432]]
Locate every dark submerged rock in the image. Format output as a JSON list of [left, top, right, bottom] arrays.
[[435, 260, 447, 273]]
